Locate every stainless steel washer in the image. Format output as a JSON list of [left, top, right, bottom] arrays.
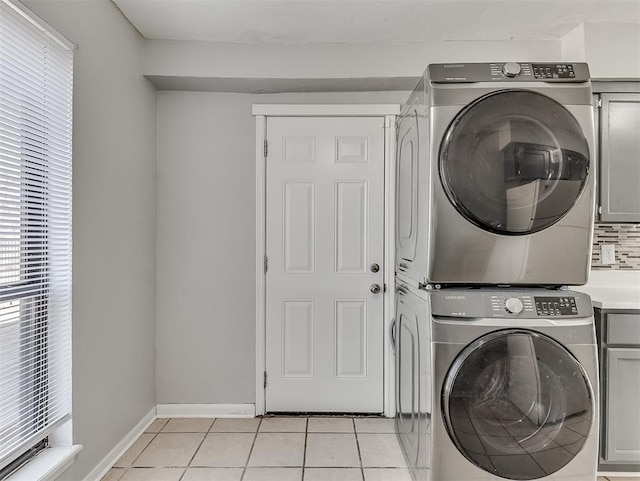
[[396, 62, 596, 287], [394, 281, 431, 480], [394, 286, 599, 481]]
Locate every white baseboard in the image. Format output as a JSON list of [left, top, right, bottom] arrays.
[[156, 404, 255, 418], [83, 407, 156, 481]]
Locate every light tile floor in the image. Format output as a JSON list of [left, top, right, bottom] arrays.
[[102, 416, 411, 481]]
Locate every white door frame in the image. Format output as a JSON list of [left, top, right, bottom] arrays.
[[252, 104, 399, 417]]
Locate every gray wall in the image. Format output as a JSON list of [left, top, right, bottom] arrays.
[[22, 1, 158, 479], [156, 92, 256, 403], [156, 91, 407, 404], [584, 22, 640, 78]]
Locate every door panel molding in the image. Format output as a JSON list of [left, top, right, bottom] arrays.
[[335, 299, 368, 379]]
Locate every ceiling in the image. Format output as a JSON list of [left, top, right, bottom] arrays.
[[113, 0, 640, 44]]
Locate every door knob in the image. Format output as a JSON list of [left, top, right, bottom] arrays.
[[370, 284, 381, 294], [370, 263, 380, 273]]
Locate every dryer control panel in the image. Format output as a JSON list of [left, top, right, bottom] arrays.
[[428, 62, 590, 83], [430, 288, 592, 319], [531, 63, 576, 79]]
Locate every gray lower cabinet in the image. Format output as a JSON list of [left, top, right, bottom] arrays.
[[605, 348, 640, 462], [596, 308, 640, 471]]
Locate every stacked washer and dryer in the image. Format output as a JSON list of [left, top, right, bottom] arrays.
[[393, 63, 600, 481]]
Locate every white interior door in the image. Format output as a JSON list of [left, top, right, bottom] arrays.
[[265, 116, 385, 412]]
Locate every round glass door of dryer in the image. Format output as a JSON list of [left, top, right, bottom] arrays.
[[442, 329, 594, 480], [439, 89, 590, 235]]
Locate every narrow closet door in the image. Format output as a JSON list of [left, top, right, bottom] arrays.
[[265, 117, 385, 412]]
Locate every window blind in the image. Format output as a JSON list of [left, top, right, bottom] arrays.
[[0, 0, 73, 472]]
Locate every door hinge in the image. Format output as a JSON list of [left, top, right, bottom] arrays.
[[263, 371, 267, 388], [264, 140, 268, 158], [264, 256, 268, 273], [597, 98, 602, 108], [598, 205, 602, 215]]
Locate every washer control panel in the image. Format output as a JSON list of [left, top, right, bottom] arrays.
[[430, 289, 592, 319]]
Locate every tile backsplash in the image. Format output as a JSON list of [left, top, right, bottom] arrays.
[[592, 223, 640, 270]]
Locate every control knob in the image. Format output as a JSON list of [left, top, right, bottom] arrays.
[[502, 62, 522, 78], [505, 297, 524, 315]]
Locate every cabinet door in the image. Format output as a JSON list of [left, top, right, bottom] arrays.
[[600, 93, 640, 222], [605, 348, 640, 462]]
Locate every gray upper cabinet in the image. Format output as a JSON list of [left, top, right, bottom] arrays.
[[598, 92, 640, 222]]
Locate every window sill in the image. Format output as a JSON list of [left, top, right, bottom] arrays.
[[7, 445, 82, 481]]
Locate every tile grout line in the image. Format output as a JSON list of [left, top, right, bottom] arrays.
[[353, 418, 366, 481], [301, 417, 309, 480], [119, 417, 177, 478], [177, 417, 215, 481], [239, 416, 262, 481], [121, 422, 162, 477]]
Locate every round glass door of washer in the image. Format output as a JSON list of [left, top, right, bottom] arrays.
[[439, 89, 590, 235], [442, 329, 594, 480]]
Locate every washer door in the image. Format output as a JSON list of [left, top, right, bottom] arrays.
[[442, 329, 594, 480], [439, 90, 589, 235]]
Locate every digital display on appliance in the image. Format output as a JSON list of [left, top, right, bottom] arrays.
[[534, 297, 578, 316], [532, 64, 575, 79]]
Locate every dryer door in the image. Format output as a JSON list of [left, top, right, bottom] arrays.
[[442, 329, 594, 480], [439, 89, 590, 235]]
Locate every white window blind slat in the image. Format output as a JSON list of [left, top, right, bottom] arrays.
[[0, 110, 72, 142], [0, 0, 73, 474]]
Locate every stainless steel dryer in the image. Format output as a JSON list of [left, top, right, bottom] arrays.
[[396, 62, 596, 287], [395, 287, 599, 481]]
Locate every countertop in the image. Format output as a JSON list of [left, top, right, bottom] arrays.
[[573, 270, 640, 310]]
